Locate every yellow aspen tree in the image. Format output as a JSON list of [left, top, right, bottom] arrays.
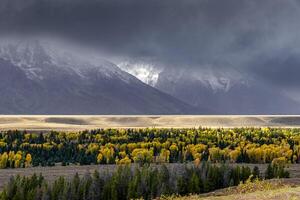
[[0, 152, 8, 168], [25, 153, 32, 168], [14, 152, 22, 168], [8, 151, 15, 168], [97, 153, 103, 163], [116, 156, 131, 165], [158, 149, 170, 163]]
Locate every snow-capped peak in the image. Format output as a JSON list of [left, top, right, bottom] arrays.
[[190, 68, 247, 92], [118, 60, 248, 92], [117, 61, 162, 86], [0, 36, 133, 82]]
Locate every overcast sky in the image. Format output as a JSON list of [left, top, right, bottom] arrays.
[[1, 0, 300, 94]]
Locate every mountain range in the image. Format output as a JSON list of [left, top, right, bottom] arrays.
[[0, 37, 199, 114], [0, 36, 299, 114], [120, 62, 300, 114]]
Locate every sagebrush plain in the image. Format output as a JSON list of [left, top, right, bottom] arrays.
[[0, 115, 300, 131]]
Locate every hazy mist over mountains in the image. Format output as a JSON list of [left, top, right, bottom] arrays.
[[0, 37, 199, 114], [0, 0, 300, 114]]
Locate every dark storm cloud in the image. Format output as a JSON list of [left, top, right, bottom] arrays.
[[1, 0, 300, 88]]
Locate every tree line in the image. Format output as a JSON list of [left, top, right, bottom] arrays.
[[0, 162, 289, 200], [0, 127, 299, 168]]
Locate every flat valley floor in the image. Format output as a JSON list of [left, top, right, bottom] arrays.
[[0, 115, 299, 131]]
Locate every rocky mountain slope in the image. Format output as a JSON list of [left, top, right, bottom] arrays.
[[0, 37, 199, 114], [121, 64, 300, 114], [157, 68, 300, 114]]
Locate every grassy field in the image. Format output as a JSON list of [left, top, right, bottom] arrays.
[[0, 115, 300, 131]]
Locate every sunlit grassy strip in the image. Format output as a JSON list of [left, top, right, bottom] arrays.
[[205, 187, 300, 200], [164, 184, 300, 200]]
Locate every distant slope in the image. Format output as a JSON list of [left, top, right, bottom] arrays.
[[155, 68, 300, 114], [119, 63, 300, 114], [0, 37, 199, 114]]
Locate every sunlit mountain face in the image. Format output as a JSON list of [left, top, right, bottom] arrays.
[[117, 61, 162, 87]]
